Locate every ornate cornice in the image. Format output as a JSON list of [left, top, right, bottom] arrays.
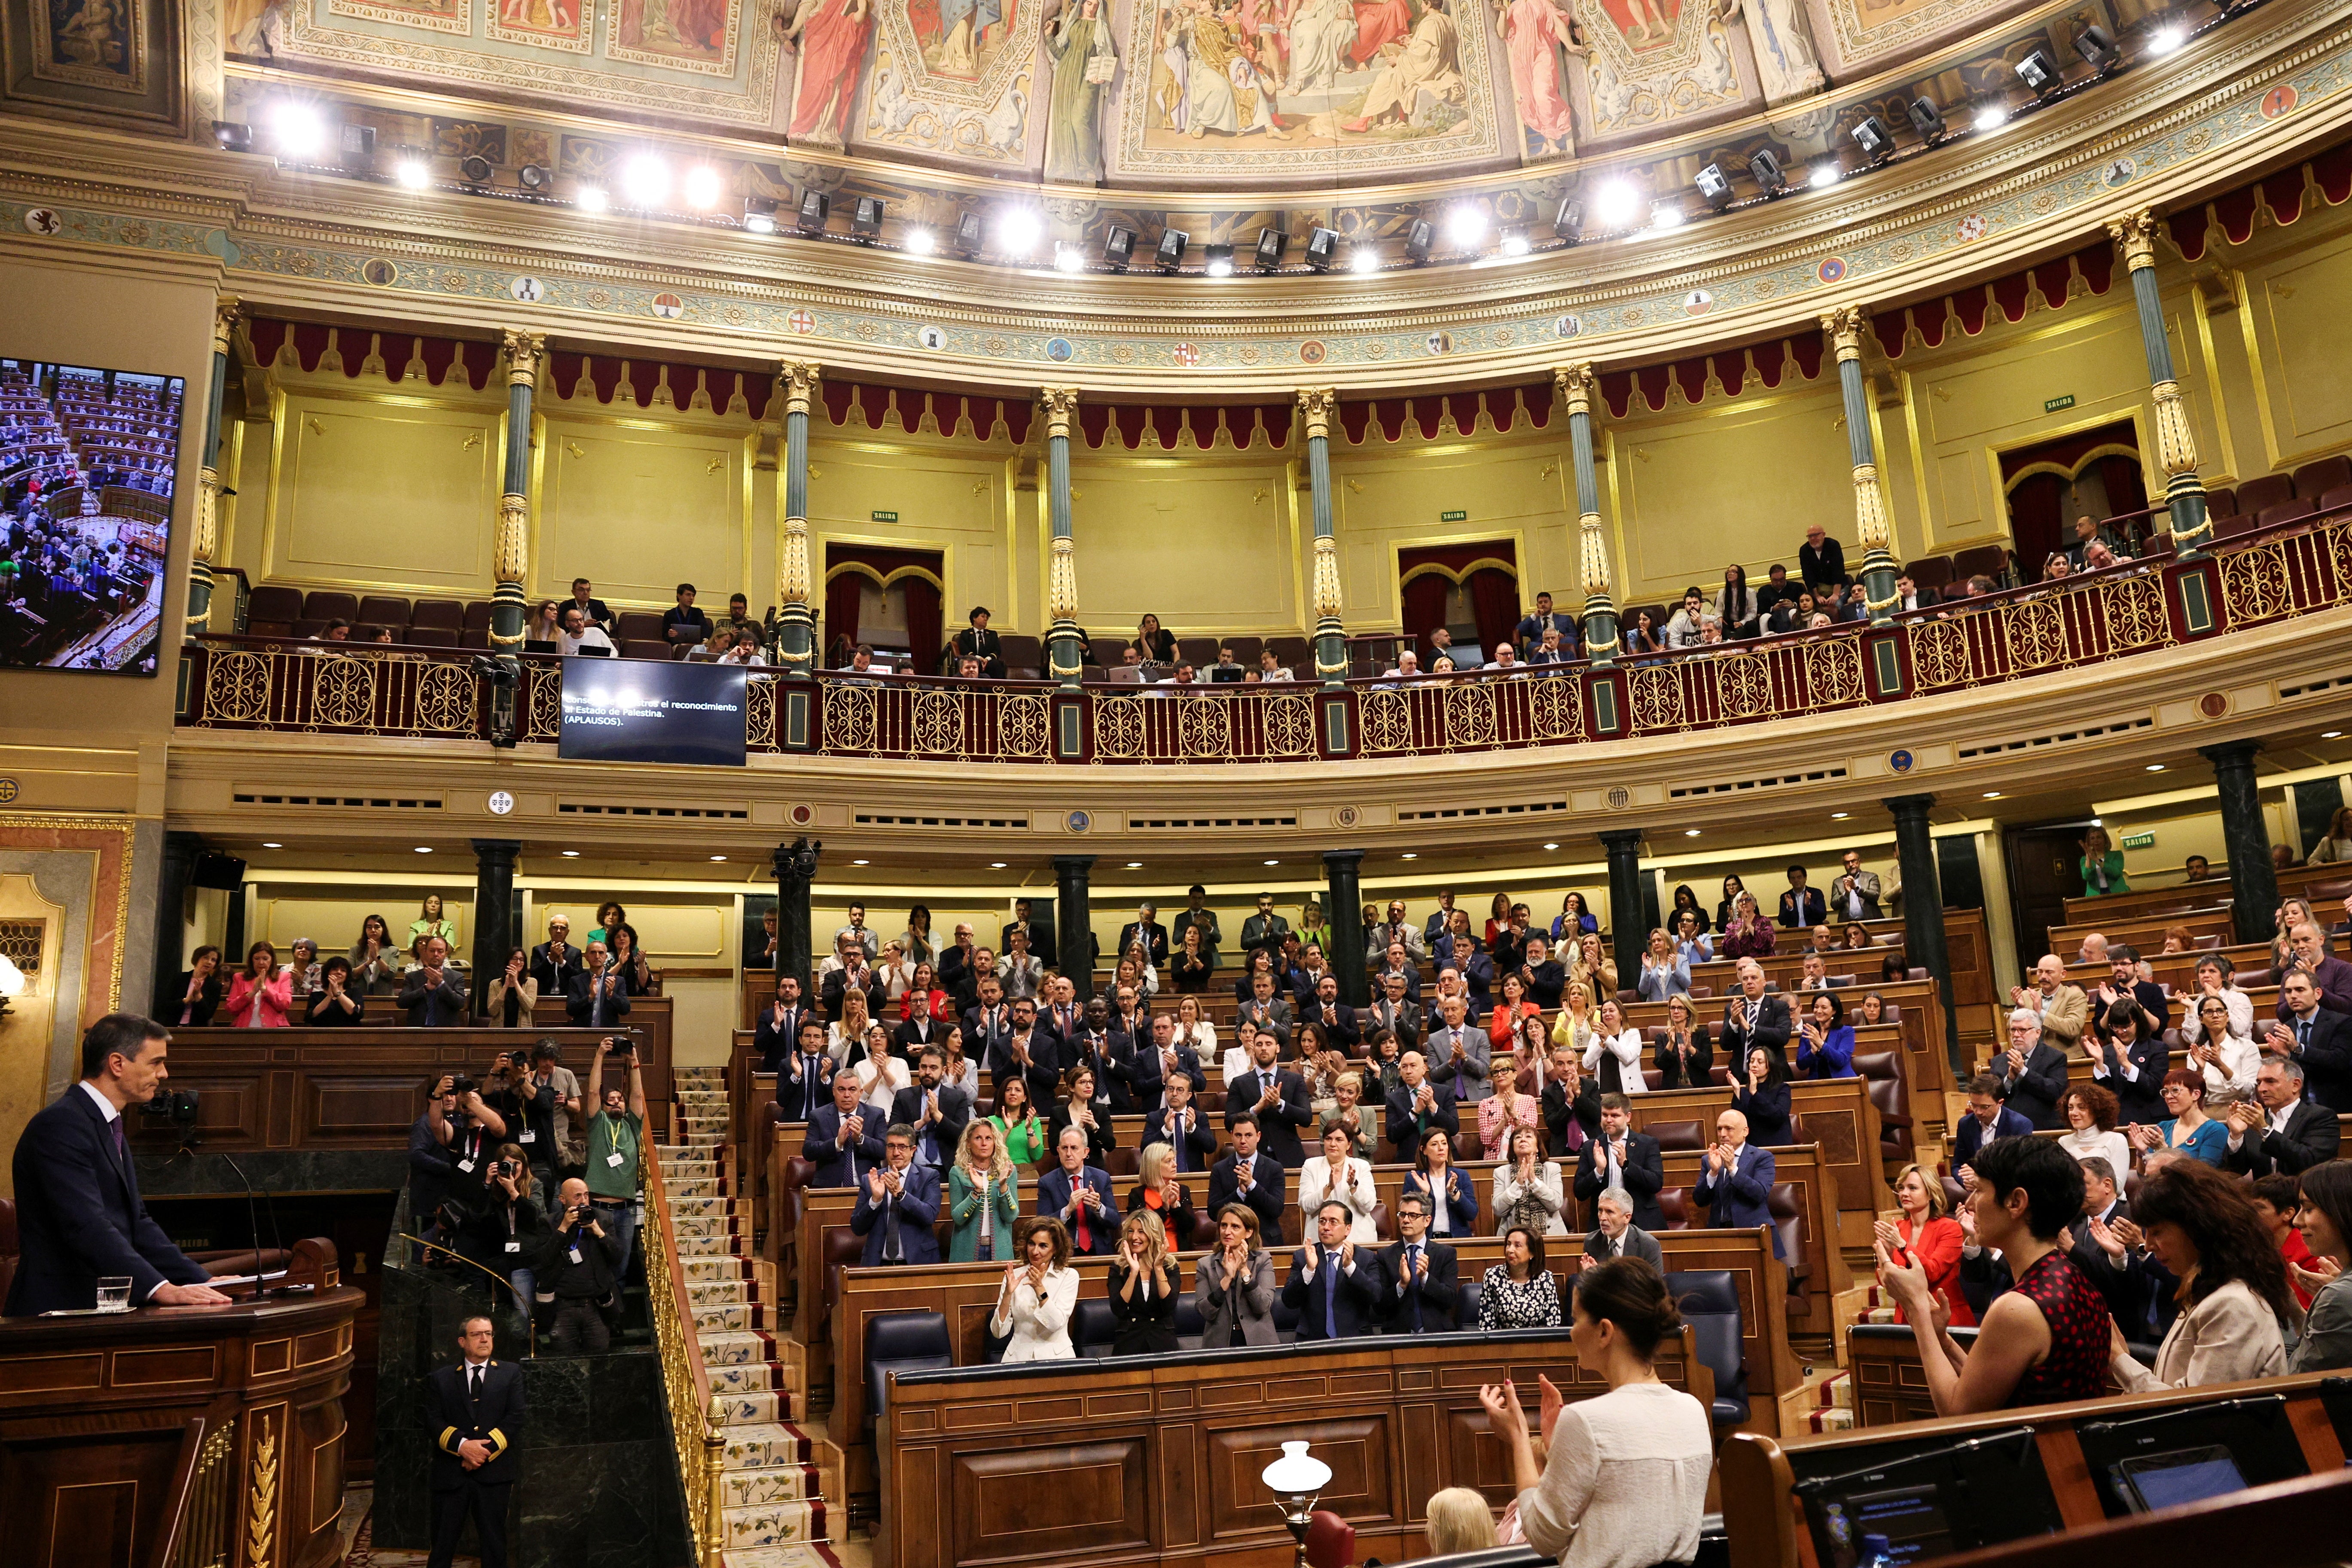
[[2, 0, 2348, 394]]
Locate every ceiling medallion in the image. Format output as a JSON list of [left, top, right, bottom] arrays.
[[1300, 341, 1327, 364], [651, 293, 685, 318], [2196, 692, 2230, 718], [1426, 331, 1452, 354], [1172, 342, 1199, 367], [1605, 786, 1631, 809], [918, 324, 947, 350], [510, 275, 546, 302], [1335, 805, 1360, 828], [2263, 84, 2300, 119], [787, 308, 815, 334], [1682, 289, 1714, 316], [1816, 257, 1847, 284]]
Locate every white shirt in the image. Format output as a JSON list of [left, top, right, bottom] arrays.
[[1297, 1156, 1379, 1243], [78, 1080, 122, 1127], [1260, 667, 1294, 682], [558, 625, 614, 656]]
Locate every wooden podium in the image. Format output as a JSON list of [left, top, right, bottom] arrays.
[[0, 1239, 362, 1568]]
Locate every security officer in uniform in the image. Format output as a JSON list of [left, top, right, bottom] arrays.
[[427, 1315, 525, 1568]]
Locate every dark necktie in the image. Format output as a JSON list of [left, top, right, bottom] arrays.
[[884, 1186, 902, 1262], [110, 1112, 128, 1167], [1321, 1254, 1339, 1337], [2298, 1018, 2311, 1049], [469, 1364, 483, 1403], [1406, 1245, 1423, 1331]]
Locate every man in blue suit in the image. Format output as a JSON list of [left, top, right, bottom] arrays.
[[802, 1073, 886, 1189], [6, 1014, 232, 1315], [1950, 1074, 2035, 1175], [1281, 1201, 1385, 1339], [1384, 1051, 1461, 1162], [1035, 1124, 1119, 1256], [1692, 1108, 1783, 1259], [850, 1126, 942, 1265]]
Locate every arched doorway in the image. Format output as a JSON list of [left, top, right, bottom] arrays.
[[1397, 540, 1521, 664], [822, 545, 944, 671], [1998, 419, 2148, 582]]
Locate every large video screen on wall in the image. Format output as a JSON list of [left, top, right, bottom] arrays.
[[558, 655, 748, 767], [0, 358, 185, 676]]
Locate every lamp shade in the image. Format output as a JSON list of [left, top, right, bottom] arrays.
[[0, 954, 23, 998], [1261, 1441, 1332, 1498]]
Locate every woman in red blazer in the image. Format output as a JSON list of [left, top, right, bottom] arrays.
[[1485, 971, 1540, 1048], [1876, 1162, 1975, 1326], [222, 941, 293, 1028]]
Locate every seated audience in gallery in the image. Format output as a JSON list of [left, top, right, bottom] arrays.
[[223, 941, 291, 1027]]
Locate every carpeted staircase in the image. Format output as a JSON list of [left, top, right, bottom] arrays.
[[661, 1066, 839, 1568]]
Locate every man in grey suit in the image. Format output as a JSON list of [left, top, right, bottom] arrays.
[[1829, 849, 1884, 922], [1423, 995, 1490, 1104], [1578, 1187, 1663, 1269]]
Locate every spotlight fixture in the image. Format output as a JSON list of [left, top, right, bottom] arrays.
[[1403, 218, 1434, 262], [1748, 149, 1787, 195], [2148, 23, 2184, 52], [683, 165, 723, 210], [211, 120, 254, 153], [1104, 225, 1136, 268], [1445, 205, 1487, 247], [1809, 161, 1843, 189], [517, 161, 551, 191], [2015, 46, 2062, 97], [1348, 244, 1379, 274], [1650, 201, 1685, 230], [852, 196, 885, 237], [1254, 226, 1288, 269], [1553, 196, 1584, 240], [2074, 21, 2118, 71], [742, 195, 779, 235], [796, 189, 830, 230], [1850, 115, 1895, 162], [1590, 179, 1640, 229], [1205, 241, 1235, 277], [394, 156, 432, 191], [1155, 228, 1188, 270], [341, 123, 378, 164], [575, 184, 609, 213], [1908, 95, 1946, 141], [1053, 241, 1086, 273], [953, 211, 984, 253], [1304, 226, 1340, 270], [905, 224, 937, 255], [1694, 162, 1734, 208], [268, 101, 326, 159], [1498, 226, 1530, 256], [619, 153, 671, 207], [1973, 100, 2012, 131], [458, 153, 494, 185], [996, 207, 1041, 255]]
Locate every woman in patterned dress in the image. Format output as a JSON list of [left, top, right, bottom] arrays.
[[1476, 1226, 1564, 1330]]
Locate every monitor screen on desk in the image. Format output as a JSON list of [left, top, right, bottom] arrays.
[[2113, 1447, 2249, 1513], [1794, 1431, 2063, 1568]]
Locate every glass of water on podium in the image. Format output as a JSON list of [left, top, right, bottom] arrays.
[[95, 1276, 133, 1312]]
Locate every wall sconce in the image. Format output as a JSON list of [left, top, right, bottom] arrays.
[[0, 952, 25, 1020]]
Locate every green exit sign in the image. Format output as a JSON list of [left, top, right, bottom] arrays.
[[870, 510, 899, 522], [2121, 831, 2155, 849], [2044, 394, 2076, 413], [1440, 509, 1467, 522]]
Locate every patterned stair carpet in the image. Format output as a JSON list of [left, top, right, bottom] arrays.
[[665, 1066, 841, 1568]]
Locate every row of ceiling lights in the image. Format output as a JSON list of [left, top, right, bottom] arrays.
[[208, 6, 2217, 279]]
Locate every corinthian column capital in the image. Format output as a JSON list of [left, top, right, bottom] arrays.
[[781, 360, 822, 417], [1821, 305, 1869, 363], [1295, 387, 1337, 441], [2107, 208, 2161, 272], [1554, 363, 1595, 419], [502, 330, 545, 388], [212, 295, 242, 355], [1039, 386, 1080, 440]]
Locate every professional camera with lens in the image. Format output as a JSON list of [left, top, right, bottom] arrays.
[[602, 1034, 635, 1055], [137, 1087, 200, 1124], [451, 1075, 476, 1097]]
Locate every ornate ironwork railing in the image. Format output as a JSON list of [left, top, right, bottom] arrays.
[[643, 1145, 727, 1568], [175, 511, 2352, 764]]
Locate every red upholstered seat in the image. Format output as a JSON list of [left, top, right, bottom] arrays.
[[616, 610, 666, 643], [2235, 473, 2294, 514], [406, 627, 458, 647], [622, 640, 670, 662], [1903, 555, 1955, 589], [303, 590, 359, 622], [2258, 498, 2316, 530], [1950, 544, 2011, 586], [408, 598, 464, 632], [463, 600, 496, 633], [2291, 455, 2350, 498], [358, 595, 411, 628]]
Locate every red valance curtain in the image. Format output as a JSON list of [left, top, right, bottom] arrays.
[[901, 576, 943, 676], [1467, 568, 1520, 661], [1400, 574, 1450, 654], [2007, 475, 2066, 580]]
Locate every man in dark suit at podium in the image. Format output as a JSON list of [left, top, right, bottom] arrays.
[[428, 1315, 524, 1568], [6, 1014, 231, 1315]]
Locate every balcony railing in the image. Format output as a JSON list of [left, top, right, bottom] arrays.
[[177, 511, 2351, 764]]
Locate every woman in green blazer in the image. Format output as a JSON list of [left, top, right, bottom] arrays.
[[2079, 824, 2130, 897], [988, 1076, 1051, 1167], [949, 1120, 1022, 1263]]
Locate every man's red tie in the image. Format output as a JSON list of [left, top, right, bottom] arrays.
[[1074, 1187, 1091, 1252]]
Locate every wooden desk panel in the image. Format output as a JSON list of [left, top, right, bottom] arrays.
[[836, 1228, 1782, 1461], [879, 1325, 1712, 1568], [131, 1028, 669, 1153]]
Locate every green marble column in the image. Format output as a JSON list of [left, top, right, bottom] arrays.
[[775, 361, 821, 678], [186, 296, 238, 640], [1885, 793, 1963, 1078], [1824, 305, 1900, 625], [1556, 364, 1617, 665], [2199, 741, 2278, 946], [1043, 387, 1084, 689], [2108, 210, 2212, 557], [491, 331, 540, 668], [1298, 388, 1348, 686]]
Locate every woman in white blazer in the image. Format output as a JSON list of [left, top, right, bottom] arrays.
[[989, 1217, 1080, 1362], [2180, 992, 2260, 1095], [1581, 998, 1648, 1097], [1296, 1123, 1380, 1244], [2108, 1159, 2292, 1393]]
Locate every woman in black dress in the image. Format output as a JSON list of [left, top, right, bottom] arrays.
[[1730, 1045, 1793, 1146], [1109, 1211, 1181, 1354], [173, 945, 224, 1027], [305, 955, 366, 1025]]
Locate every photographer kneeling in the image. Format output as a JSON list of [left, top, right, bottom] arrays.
[[457, 1144, 547, 1336], [540, 1178, 625, 1354]]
